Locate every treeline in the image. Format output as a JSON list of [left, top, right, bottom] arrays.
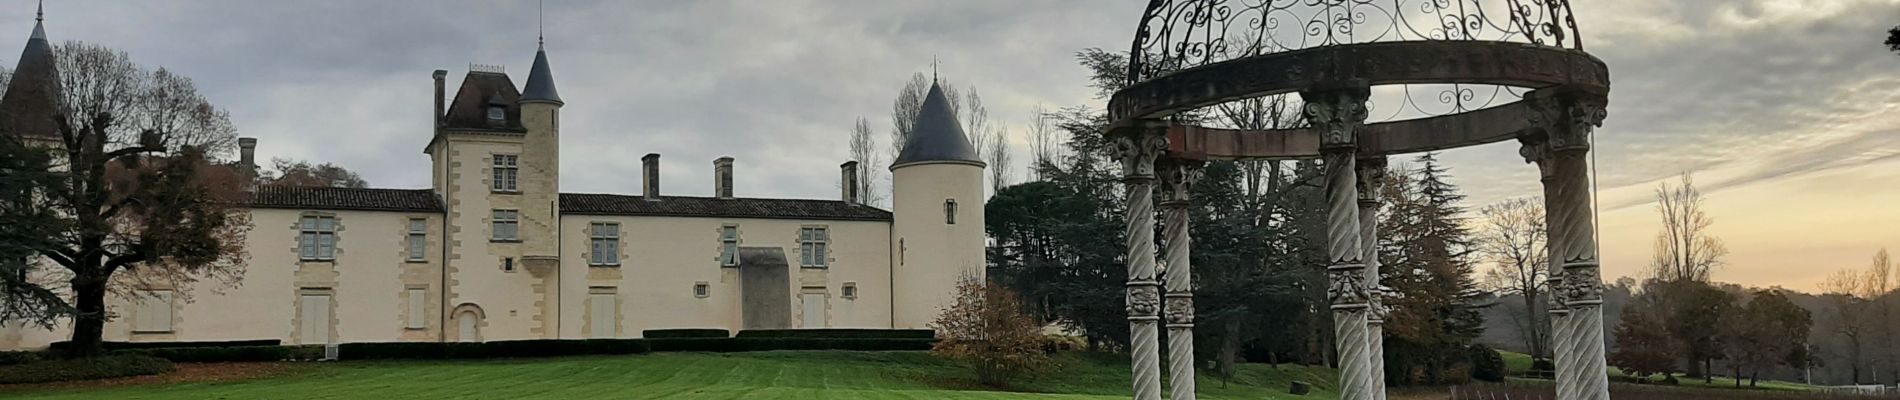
[[980, 49, 1495, 385]]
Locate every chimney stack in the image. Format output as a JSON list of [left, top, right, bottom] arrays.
[[432, 69, 447, 128], [238, 137, 258, 191], [642, 153, 661, 201], [840, 161, 860, 205], [714, 157, 734, 199]]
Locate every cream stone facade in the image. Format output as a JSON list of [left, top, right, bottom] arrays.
[[0, 31, 985, 349]]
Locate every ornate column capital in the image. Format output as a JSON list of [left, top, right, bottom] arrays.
[[1158, 159, 1203, 207], [1355, 156, 1386, 205], [1127, 282, 1162, 321], [1116, 125, 1170, 182], [1164, 293, 1195, 328], [1328, 267, 1371, 310], [1527, 93, 1607, 152], [1302, 88, 1371, 150]]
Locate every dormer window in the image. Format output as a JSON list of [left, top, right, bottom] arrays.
[[486, 104, 505, 122]]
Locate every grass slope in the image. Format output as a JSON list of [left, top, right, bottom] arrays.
[[0, 351, 1338, 400], [1496, 350, 1817, 392]]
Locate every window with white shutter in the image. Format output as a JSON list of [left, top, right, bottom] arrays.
[[406, 288, 427, 329], [133, 290, 173, 333]]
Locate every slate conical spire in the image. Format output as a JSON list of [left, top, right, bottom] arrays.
[[892, 81, 983, 169], [1, 0, 65, 140], [520, 4, 561, 105]]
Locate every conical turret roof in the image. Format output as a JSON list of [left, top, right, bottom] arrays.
[[892, 82, 982, 169], [520, 45, 561, 105], [0, 9, 63, 140]]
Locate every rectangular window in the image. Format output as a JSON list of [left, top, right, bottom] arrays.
[[502, 257, 516, 272], [842, 282, 858, 300], [944, 199, 958, 225], [720, 226, 739, 267], [492, 210, 519, 241], [694, 282, 710, 298], [299, 216, 337, 261], [799, 227, 829, 268], [491, 154, 519, 192], [406, 219, 427, 262], [133, 290, 174, 333], [590, 222, 620, 266], [405, 288, 427, 329]]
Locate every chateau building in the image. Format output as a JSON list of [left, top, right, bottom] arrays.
[[0, 13, 985, 348]]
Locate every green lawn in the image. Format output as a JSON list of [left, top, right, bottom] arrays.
[[1497, 350, 1816, 392], [0, 351, 1339, 400]]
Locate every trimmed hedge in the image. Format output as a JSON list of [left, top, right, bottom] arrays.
[[0, 354, 174, 384], [641, 329, 731, 338], [49, 339, 281, 352], [118, 345, 328, 363], [734, 329, 934, 339], [648, 337, 935, 352], [0, 351, 43, 366], [1469, 344, 1507, 382], [338, 339, 652, 360]]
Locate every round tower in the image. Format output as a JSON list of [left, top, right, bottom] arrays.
[[889, 81, 986, 329]]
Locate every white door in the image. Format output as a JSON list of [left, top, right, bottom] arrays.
[[300, 294, 331, 344], [800, 293, 826, 328], [457, 311, 479, 342], [589, 294, 616, 338]]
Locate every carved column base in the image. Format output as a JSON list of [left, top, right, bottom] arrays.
[[1127, 281, 1163, 400]]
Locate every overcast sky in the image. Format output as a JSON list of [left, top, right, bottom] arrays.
[[11, 0, 1898, 291]]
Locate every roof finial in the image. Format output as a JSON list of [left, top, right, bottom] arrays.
[[931, 56, 939, 84], [36, 0, 43, 23], [536, 0, 545, 49]]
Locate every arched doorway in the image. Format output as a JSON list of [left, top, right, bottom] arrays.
[[451, 303, 484, 342]]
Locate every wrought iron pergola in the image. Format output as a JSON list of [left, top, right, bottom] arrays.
[[1103, 2, 1612, 400]]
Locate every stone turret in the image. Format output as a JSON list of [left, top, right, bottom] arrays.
[[888, 81, 986, 329]]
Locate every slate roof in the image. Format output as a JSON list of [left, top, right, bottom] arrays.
[[891, 81, 983, 169], [246, 186, 443, 213], [560, 193, 891, 221], [520, 46, 561, 104], [441, 71, 525, 132], [0, 16, 63, 141]]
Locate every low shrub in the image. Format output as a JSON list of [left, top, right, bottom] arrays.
[[0, 351, 43, 366], [1468, 344, 1506, 382], [0, 354, 174, 384], [642, 329, 731, 338], [338, 339, 651, 360], [735, 329, 934, 339], [49, 339, 280, 352], [120, 345, 290, 363], [647, 337, 935, 352]]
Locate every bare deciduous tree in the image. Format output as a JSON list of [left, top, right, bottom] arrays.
[[1821, 249, 1895, 384], [887, 73, 961, 163], [1477, 197, 1550, 360], [0, 42, 250, 357], [986, 127, 1013, 192], [1026, 104, 1057, 181], [1649, 173, 1726, 282], [848, 117, 885, 206]]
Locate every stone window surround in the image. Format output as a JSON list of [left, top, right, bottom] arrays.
[[693, 281, 710, 298], [293, 212, 344, 264], [491, 209, 521, 242], [292, 287, 338, 345], [588, 222, 622, 267], [586, 286, 619, 338], [717, 224, 740, 267], [797, 225, 831, 269], [490, 153, 520, 193], [944, 198, 958, 225], [841, 282, 858, 300], [403, 286, 429, 330], [405, 218, 428, 262], [799, 286, 829, 328]]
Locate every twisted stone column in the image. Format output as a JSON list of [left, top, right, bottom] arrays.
[[1531, 93, 1610, 400], [1521, 138, 1575, 397], [1304, 88, 1374, 400], [1356, 156, 1387, 400], [1116, 124, 1168, 400], [1159, 159, 1203, 400]]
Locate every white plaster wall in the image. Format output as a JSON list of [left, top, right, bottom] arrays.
[[557, 214, 892, 338], [890, 163, 987, 329]]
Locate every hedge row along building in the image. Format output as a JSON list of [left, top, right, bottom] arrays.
[[0, 11, 986, 349]]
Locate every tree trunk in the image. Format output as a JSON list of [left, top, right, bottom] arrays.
[[1216, 318, 1241, 381], [69, 275, 109, 357], [1523, 290, 1545, 359], [1703, 358, 1714, 384]]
